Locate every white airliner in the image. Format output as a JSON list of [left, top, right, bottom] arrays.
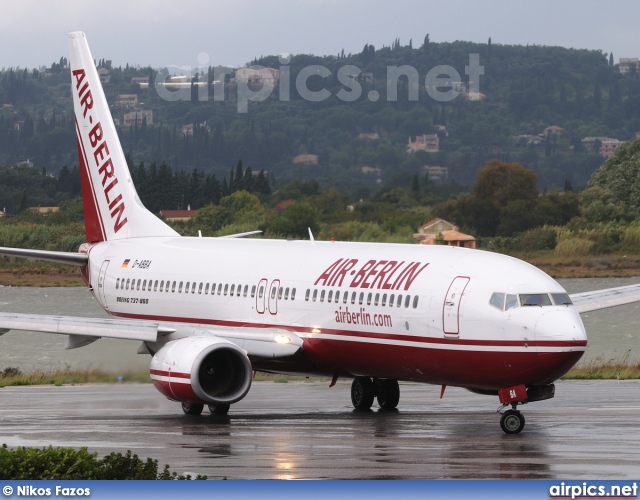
[[1, 32, 640, 434]]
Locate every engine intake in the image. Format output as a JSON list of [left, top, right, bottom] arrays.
[[150, 336, 252, 405]]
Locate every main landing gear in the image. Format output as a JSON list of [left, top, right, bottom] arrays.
[[181, 402, 230, 415], [351, 377, 400, 410]]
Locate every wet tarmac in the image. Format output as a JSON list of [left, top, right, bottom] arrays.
[[0, 380, 639, 479]]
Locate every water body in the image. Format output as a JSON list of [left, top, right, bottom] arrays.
[[0, 277, 639, 373]]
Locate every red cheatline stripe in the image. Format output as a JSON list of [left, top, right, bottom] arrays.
[[113, 311, 587, 349], [150, 369, 190, 379], [75, 117, 106, 241]]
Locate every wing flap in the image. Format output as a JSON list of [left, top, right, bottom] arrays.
[[0, 312, 171, 342], [570, 284, 640, 313]]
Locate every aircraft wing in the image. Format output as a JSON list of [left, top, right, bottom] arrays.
[[570, 284, 640, 313], [0, 312, 302, 357], [0, 247, 88, 266]]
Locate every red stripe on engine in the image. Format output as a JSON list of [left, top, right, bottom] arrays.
[[150, 369, 190, 379]]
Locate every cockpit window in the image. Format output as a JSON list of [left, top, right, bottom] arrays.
[[520, 293, 552, 306], [551, 293, 572, 306], [505, 294, 519, 310], [489, 292, 505, 310]]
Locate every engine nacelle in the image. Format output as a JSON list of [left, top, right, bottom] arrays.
[[150, 336, 252, 405]]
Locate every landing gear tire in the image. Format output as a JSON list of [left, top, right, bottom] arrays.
[[208, 404, 230, 415], [376, 379, 400, 409], [181, 402, 204, 415], [500, 409, 525, 434], [351, 377, 375, 410]]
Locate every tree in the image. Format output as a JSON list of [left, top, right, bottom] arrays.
[[267, 202, 319, 239]]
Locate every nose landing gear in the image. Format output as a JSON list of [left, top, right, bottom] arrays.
[[499, 404, 526, 434]]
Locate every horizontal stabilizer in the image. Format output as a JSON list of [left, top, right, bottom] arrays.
[[0, 312, 174, 342], [570, 284, 640, 313], [0, 247, 88, 266]]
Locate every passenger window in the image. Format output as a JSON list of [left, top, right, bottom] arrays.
[[217, 284, 222, 295], [243, 285, 248, 297], [116, 278, 120, 290], [137, 279, 141, 291], [154, 280, 158, 292], [412, 295, 419, 308], [185, 282, 189, 293], [305, 289, 310, 301], [259, 286, 264, 298], [237, 284, 241, 296], [489, 292, 505, 311], [192, 283, 197, 293], [284, 288, 290, 300], [278, 287, 283, 300], [335, 291, 340, 303], [359, 292, 364, 305], [382, 294, 387, 306], [397, 295, 402, 307], [271, 287, 277, 299], [204, 283, 209, 294], [126, 278, 130, 290], [172, 281, 177, 293], [404, 295, 410, 308], [251, 285, 256, 298], [159, 280, 164, 292], [389, 294, 394, 306], [320, 290, 326, 302], [291, 288, 296, 300], [506, 294, 518, 310], [343, 292, 348, 304], [225, 284, 229, 296], [230, 284, 235, 296], [142, 279, 147, 291], [374, 293, 379, 306], [327, 290, 333, 303], [178, 281, 183, 293], [351, 292, 356, 304], [312, 290, 318, 302], [198, 283, 203, 294]]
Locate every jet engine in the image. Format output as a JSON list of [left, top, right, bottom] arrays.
[[150, 336, 252, 405]]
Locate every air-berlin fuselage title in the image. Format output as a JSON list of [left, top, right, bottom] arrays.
[[72, 68, 127, 234], [314, 258, 429, 290]]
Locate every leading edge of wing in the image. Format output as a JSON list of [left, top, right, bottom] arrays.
[[0, 247, 88, 266], [0, 312, 172, 342], [570, 283, 640, 313]]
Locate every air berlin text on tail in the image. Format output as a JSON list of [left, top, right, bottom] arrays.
[[72, 68, 127, 234], [314, 258, 429, 290]]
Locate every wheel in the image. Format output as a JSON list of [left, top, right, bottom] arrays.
[[181, 402, 204, 415], [351, 377, 375, 410], [208, 404, 230, 415], [376, 379, 400, 409], [500, 409, 525, 434]]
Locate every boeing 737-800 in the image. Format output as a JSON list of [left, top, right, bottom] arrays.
[[1, 32, 640, 434]]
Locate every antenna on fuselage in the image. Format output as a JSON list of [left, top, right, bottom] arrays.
[[308, 227, 315, 245]]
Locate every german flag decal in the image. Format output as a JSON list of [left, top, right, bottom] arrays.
[[121, 259, 130, 268]]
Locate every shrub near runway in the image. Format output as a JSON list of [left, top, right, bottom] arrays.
[[0, 445, 207, 480]]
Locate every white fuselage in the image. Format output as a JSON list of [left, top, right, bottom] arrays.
[[84, 237, 587, 391]]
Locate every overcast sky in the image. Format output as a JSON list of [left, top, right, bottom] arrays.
[[1, 0, 638, 70]]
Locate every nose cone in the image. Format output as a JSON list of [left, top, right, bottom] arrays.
[[534, 309, 587, 383]]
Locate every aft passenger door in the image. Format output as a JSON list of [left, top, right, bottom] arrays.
[[443, 276, 470, 337], [98, 260, 110, 310]]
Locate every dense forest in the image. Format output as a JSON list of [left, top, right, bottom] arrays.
[[2, 36, 640, 209]]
